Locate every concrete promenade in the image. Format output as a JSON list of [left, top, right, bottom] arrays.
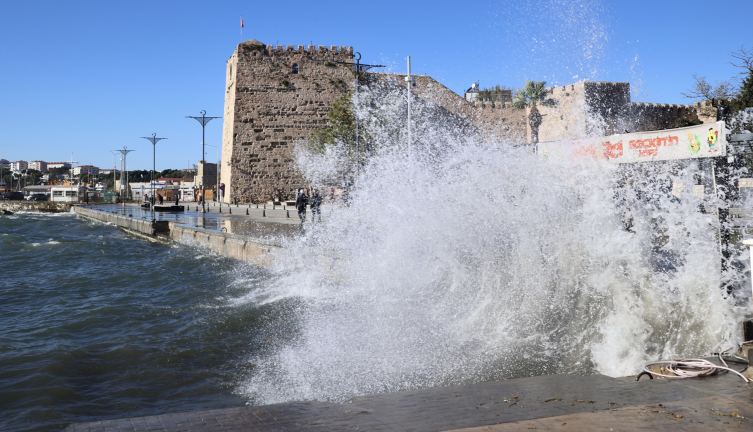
[[74, 206, 289, 267], [63, 371, 753, 431]]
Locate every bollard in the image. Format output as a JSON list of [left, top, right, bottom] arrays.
[[287, 210, 290, 218], [273, 204, 275, 210], [219, 207, 222, 213], [256, 204, 258, 209], [744, 240, 753, 301], [741, 240, 753, 341], [263, 209, 266, 217], [246, 208, 249, 215], [229, 208, 232, 214]]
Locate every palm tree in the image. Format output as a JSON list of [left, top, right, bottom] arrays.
[[513, 80, 549, 143]]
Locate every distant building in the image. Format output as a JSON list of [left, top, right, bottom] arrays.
[[73, 165, 99, 175], [50, 185, 85, 202], [464, 82, 479, 103], [48, 162, 72, 169], [11, 161, 28, 172], [28, 160, 47, 172], [197, 161, 217, 188], [99, 169, 113, 175], [0, 159, 9, 169]]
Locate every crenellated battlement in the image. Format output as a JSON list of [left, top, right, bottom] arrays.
[[264, 44, 353, 54], [630, 101, 695, 111], [235, 40, 353, 59]]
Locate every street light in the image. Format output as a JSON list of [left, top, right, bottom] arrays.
[[333, 52, 385, 176], [204, 143, 221, 211], [115, 147, 135, 207], [141, 133, 167, 212], [186, 110, 221, 213], [405, 56, 416, 162]]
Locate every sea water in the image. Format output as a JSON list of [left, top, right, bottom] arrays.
[[0, 212, 280, 431]]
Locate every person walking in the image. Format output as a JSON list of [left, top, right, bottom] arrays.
[[174, 193, 179, 205], [295, 188, 308, 224], [158, 194, 164, 205], [310, 188, 322, 222]]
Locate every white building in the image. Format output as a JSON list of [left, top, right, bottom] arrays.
[[28, 160, 47, 171], [99, 169, 113, 175], [73, 165, 99, 175], [50, 185, 85, 202], [11, 161, 28, 172], [48, 162, 71, 169]]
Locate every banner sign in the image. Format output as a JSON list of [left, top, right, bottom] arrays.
[[538, 121, 727, 164]]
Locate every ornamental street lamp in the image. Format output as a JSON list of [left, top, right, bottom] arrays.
[[115, 147, 135, 207], [141, 133, 167, 213], [405, 56, 416, 162], [334, 52, 385, 176], [186, 111, 221, 213]]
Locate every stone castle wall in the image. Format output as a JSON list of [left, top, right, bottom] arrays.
[[371, 73, 528, 144], [221, 40, 708, 203], [626, 102, 699, 132], [515, 80, 700, 143], [221, 40, 354, 203]]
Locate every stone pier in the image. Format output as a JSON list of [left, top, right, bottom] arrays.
[[73, 207, 280, 267]]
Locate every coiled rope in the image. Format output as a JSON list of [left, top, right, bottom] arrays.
[[637, 349, 750, 383]]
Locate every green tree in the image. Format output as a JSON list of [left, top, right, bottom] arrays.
[[476, 84, 513, 107], [309, 91, 358, 154], [731, 70, 753, 114], [512, 80, 551, 143], [512, 80, 550, 109]]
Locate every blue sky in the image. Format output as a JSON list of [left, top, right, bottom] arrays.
[[1, 0, 751, 170]]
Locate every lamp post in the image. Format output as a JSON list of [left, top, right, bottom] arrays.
[[186, 111, 221, 213], [204, 143, 221, 211], [141, 133, 167, 213], [333, 53, 385, 176], [67, 154, 79, 202], [116, 147, 135, 208], [405, 56, 416, 162]]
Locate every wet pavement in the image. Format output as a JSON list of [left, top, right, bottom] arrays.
[[62, 371, 753, 431], [82, 202, 326, 240]]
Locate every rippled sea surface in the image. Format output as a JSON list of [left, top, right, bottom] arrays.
[[0, 212, 275, 432]]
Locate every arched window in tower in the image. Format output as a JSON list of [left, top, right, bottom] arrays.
[[292, 64, 299, 74]]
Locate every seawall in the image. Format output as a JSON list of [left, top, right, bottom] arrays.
[[73, 207, 280, 267], [0, 201, 72, 213]]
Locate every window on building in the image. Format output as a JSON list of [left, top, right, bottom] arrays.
[[53, 191, 63, 197], [292, 64, 299, 74], [66, 191, 76, 197]]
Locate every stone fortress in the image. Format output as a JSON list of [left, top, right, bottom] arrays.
[[220, 40, 712, 203]]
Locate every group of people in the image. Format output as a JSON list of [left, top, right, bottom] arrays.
[[295, 187, 322, 224], [143, 193, 179, 206]]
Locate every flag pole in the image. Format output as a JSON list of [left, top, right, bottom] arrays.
[[240, 16, 243, 43]]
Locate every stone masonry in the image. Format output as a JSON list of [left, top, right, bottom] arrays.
[[221, 40, 353, 203], [534, 81, 701, 143], [221, 41, 709, 203]]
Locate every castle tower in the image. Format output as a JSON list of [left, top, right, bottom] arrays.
[[221, 40, 354, 203]]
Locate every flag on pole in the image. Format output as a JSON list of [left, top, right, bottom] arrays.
[[240, 16, 244, 28]]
